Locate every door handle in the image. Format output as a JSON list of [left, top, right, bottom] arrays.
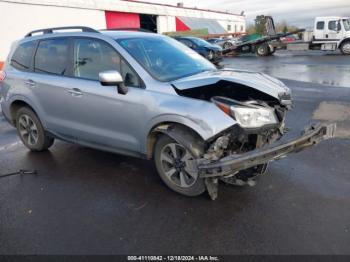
[[66, 88, 83, 97], [25, 79, 36, 87]]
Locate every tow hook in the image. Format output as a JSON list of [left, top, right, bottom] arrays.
[[205, 178, 219, 200]]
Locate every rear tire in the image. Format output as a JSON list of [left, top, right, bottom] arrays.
[[340, 41, 350, 55], [16, 107, 54, 151], [154, 135, 205, 197], [256, 43, 269, 56]]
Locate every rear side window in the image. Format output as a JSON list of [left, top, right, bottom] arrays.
[[34, 38, 69, 75], [316, 21, 325, 30], [10, 41, 36, 71]]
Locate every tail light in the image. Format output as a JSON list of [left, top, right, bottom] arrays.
[[0, 71, 6, 82]]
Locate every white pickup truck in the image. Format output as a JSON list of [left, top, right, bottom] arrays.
[[286, 16, 350, 55]]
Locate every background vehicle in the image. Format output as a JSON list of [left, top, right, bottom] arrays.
[[174, 36, 223, 64], [226, 16, 350, 56], [207, 37, 237, 50], [284, 17, 350, 55], [224, 16, 304, 56], [0, 27, 334, 200]]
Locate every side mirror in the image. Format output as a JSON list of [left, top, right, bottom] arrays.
[[99, 70, 128, 95]]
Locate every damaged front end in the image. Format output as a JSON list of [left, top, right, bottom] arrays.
[[198, 122, 336, 200], [196, 96, 335, 200], [169, 69, 336, 200]]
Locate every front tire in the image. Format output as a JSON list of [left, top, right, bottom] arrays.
[[16, 107, 54, 151], [207, 50, 214, 61], [340, 41, 350, 55], [154, 135, 205, 196]]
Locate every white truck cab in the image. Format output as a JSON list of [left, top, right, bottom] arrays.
[[313, 16, 350, 54]]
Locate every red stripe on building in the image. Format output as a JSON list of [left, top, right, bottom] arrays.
[[105, 11, 140, 29], [176, 17, 190, 31]]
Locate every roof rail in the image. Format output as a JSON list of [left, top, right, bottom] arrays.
[[101, 28, 153, 33], [25, 26, 99, 37]]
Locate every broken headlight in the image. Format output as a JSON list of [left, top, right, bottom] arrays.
[[230, 106, 278, 128], [212, 96, 278, 129]]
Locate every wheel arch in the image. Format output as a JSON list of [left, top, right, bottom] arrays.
[[339, 38, 350, 49], [9, 99, 37, 125], [146, 122, 206, 160]]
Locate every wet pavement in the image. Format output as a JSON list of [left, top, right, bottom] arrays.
[[1, 52, 350, 255], [223, 50, 350, 88]]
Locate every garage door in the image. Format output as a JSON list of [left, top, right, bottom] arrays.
[[105, 11, 140, 29]]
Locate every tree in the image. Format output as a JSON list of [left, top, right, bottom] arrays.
[[255, 15, 267, 35], [246, 23, 256, 34]]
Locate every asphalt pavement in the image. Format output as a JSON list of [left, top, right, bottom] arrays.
[[0, 50, 350, 255]]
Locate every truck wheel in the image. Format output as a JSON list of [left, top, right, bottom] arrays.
[[256, 43, 269, 56], [16, 107, 54, 151], [154, 135, 205, 196], [340, 41, 350, 55]]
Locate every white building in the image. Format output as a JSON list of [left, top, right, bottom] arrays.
[[0, 0, 246, 62]]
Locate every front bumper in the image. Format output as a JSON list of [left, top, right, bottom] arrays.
[[197, 123, 336, 178]]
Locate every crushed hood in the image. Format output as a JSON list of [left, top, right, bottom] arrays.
[[171, 68, 291, 101]]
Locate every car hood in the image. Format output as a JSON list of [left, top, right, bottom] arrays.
[[171, 68, 291, 101]]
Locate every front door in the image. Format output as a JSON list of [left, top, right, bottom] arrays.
[[63, 37, 146, 154], [326, 20, 342, 40]]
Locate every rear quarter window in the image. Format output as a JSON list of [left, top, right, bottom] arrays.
[[10, 41, 36, 71], [316, 21, 325, 30]]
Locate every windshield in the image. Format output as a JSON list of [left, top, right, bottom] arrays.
[[343, 19, 350, 31], [117, 36, 216, 82]]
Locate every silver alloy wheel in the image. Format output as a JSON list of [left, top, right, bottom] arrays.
[[160, 142, 197, 188], [18, 114, 39, 146], [223, 42, 232, 49], [257, 46, 266, 56], [207, 51, 214, 60], [342, 43, 350, 54]]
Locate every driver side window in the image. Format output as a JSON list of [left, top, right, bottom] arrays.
[[73, 38, 141, 87]]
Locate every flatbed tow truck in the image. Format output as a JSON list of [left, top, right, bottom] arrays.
[[225, 16, 350, 56]]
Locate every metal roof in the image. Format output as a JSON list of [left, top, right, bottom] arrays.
[[177, 17, 227, 34]]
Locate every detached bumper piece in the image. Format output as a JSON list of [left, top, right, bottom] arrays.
[[199, 123, 336, 178]]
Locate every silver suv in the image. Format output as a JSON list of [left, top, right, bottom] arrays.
[[0, 27, 335, 199]]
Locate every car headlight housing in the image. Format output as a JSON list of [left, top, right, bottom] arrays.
[[230, 106, 278, 128], [212, 96, 278, 129]]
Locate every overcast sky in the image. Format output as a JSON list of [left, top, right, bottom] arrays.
[[141, 0, 350, 28]]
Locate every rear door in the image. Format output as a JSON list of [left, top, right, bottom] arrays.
[[314, 20, 326, 40], [28, 37, 75, 138]]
